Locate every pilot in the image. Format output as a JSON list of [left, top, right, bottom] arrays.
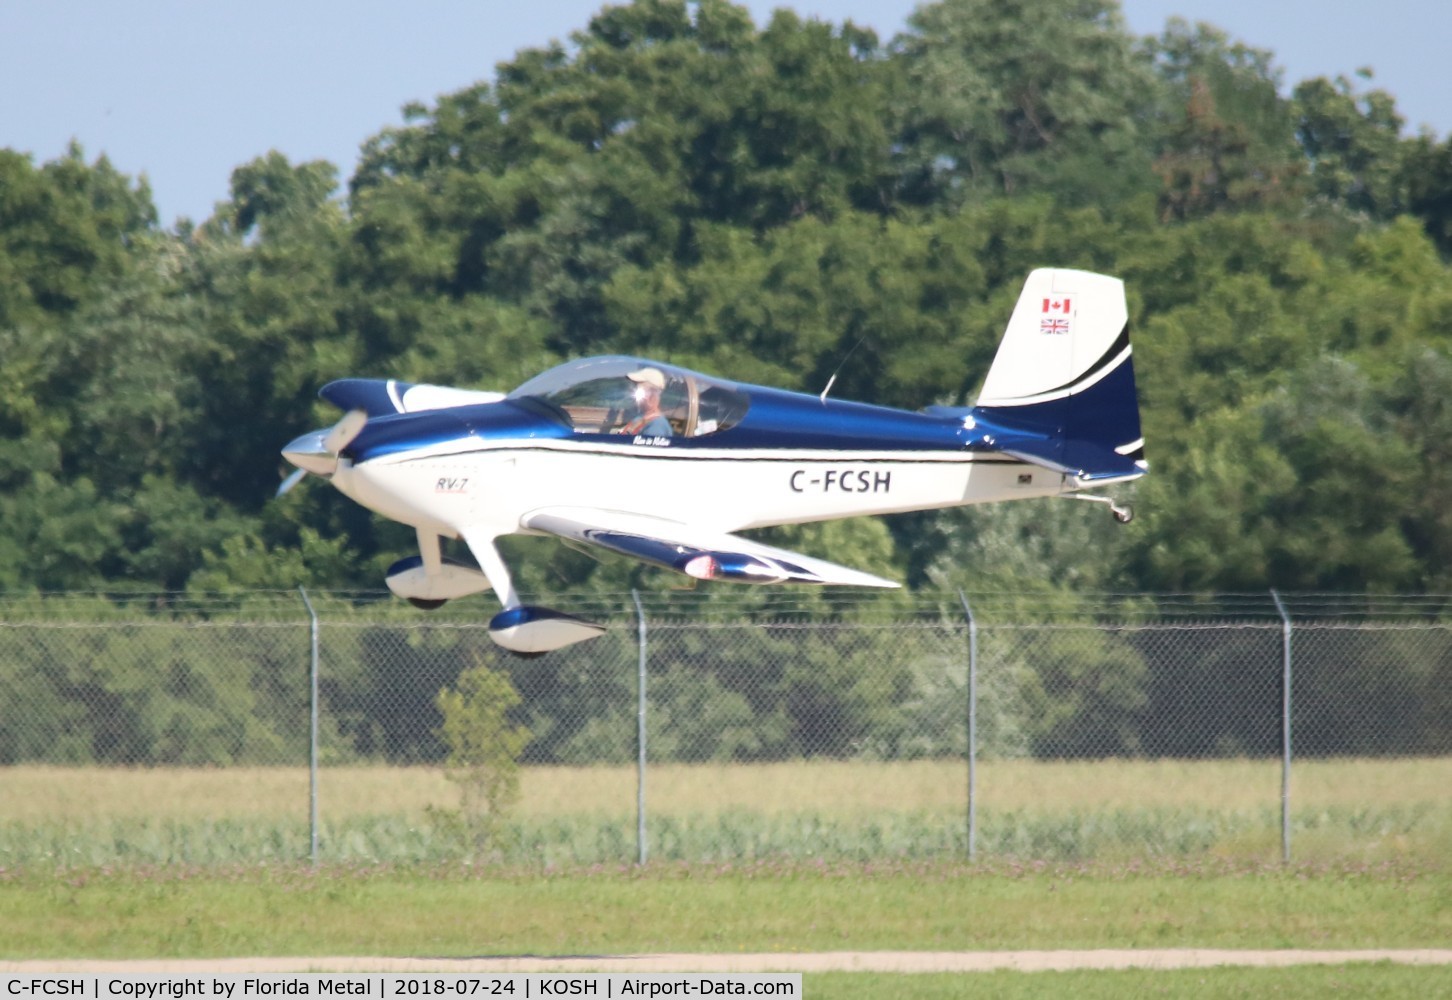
[[620, 367, 672, 436]]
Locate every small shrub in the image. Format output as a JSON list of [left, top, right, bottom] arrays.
[[432, 654, 531, 858]]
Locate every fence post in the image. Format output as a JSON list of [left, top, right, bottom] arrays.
[[633, 589, 648, 866], [958, 591, 977, 860], [1271, 589, 1292, 863], [298, 586, 320, 867]]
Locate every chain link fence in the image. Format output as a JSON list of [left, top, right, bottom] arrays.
[[1, 591, 1449, 866]]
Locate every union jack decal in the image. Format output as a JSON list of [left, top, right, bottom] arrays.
[[1040, 318, 1070, 334]]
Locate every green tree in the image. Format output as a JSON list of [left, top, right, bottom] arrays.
[[435, 654, 532, 853], [891, 0, 1159, 207], [1258, 356, 1419, 590], [1401, 132, 1452, 255], [1293, 73, 1406, 219], [350, 0, 894, 361], [0, 145, 154, 329], [1017, 628, 1149, 758], [1146, 20, 1302, 220], [1384, 348, 1452, 588]]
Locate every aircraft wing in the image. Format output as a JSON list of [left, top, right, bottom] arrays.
[[522, 507, 900, 588]]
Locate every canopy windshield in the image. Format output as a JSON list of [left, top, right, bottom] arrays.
[[510, 357, 749, 438]]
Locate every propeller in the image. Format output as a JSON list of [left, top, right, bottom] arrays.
[[277, 409, 368, 498], [276, 466, 309, 498], [323, 408, 368, 456]]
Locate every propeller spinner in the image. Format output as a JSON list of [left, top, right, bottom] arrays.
[[278, 409, 367, 497]]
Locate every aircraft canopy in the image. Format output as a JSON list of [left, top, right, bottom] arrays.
[[509, 356, 750, 437]]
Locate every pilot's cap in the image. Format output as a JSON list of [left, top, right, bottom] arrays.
[[627, 367, 667, 390]]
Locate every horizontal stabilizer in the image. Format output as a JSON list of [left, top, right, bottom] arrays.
[[524, 507, 900, 588], [321, 378, 505, 417], [995, 434, 1147, 483]]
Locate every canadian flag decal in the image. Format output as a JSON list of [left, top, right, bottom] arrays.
[[1042, 298, 1072, 315]]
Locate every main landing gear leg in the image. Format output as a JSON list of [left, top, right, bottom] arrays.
[[459, 528, 605, 656]]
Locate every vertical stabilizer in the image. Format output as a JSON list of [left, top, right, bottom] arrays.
[[977, 269, 1128, 407], [973, 269, 1145, 482]]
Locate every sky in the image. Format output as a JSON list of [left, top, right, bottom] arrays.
[[3, 0, 1448, 228]]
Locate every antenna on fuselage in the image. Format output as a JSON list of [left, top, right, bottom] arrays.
[[819, 335, 868, 404]]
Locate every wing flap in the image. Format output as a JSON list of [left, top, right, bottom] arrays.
[[523, 508, 899, 588]]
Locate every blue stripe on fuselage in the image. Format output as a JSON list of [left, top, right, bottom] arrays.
[[712, 387, 964, 452], [345, 384, 971, 463], [345, 398, 573, 463]]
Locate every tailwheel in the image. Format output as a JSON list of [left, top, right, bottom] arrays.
[[1065, 493, 1134, 524]]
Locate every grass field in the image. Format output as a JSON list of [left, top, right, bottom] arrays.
[[4, 761, 1449, 992], [810, 968, 1452, 999], [2, 758, 1449, 865], [2, 859, 1449, 957]]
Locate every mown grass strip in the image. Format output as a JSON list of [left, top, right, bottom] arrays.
[[1, 862, 1446, 959], [805, 966, 1452, 1000]]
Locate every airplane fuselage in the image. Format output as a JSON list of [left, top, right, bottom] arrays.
[[329, 387, 1067, 546]]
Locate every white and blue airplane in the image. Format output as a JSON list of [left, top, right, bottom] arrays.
[[280, 268, 1146, 654]]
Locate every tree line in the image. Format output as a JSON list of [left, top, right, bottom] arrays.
[[4, 0, 1452, 601]]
